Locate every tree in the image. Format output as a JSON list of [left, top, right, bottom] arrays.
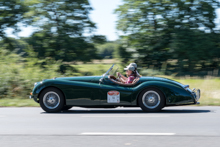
[[115, 0, 220, 75], [90, 35, 107, 44], [114, 45, 131, 64], [26, 0, 98, 62], [0, 0, 29, 49], [96, 42, 117, 59], [0, 37, 29, 57]]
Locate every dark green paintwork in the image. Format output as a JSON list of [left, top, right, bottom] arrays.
[[31, 76, 197, 107]]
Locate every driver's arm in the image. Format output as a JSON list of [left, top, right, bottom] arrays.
[[117, 72, 127, 80], [121, 74, 127, 80], [119, 77, 126, 83]]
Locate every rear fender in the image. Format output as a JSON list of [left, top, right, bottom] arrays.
[[132, 81, 194, 106]]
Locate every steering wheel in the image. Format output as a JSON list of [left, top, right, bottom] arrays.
[[108, 74, 121, 82], [108, 75, 117, 80]]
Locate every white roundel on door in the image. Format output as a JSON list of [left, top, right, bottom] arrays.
[[107, 91, 120, 103]]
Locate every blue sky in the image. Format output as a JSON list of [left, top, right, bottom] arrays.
[[89, 0, 123, 41], [6, 0, 220, 41]]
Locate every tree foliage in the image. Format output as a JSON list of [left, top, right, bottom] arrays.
[[0, 0, 29, 38], [29, 0, 95, 36], [0, 0, 30, 51], [96, 42, 118, 59], [115, 0, 220, 76], [25, 0, 97, 62], [1, 0, 100, 62], [90, 35, 107, 44]]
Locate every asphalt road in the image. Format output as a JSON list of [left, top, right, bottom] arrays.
[[0, 106, 220, 147]]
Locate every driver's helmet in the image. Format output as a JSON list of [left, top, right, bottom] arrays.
[[126, 63, 137, 69], [124, 65, 135, 71], [125, 63, 141, 77]]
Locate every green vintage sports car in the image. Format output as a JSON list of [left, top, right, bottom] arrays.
[[30, 64, 200, 113]]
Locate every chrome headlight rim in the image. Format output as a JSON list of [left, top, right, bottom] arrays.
[[192, 88, 200, 101]]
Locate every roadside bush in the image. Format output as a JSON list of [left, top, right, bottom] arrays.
[[0, 48, 111, 99], [0, 48, 64, 99]]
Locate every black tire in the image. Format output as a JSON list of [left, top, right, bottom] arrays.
[[39, 87, 64, 113], [138, 88, 165, 112], [62, 106, 73, 111]]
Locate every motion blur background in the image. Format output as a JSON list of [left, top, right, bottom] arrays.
[[0, 0, 220, 106]]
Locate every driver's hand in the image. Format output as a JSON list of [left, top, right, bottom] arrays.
[[117, 72, 121, 77]]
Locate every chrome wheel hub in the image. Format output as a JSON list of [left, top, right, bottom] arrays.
[[43, 92, 60, 109], [48, 97, 55, 104], [142, 90, 160, 109], [148, 96, 155, 103]]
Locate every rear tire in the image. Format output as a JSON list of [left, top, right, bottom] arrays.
[[62, 106, 73, 111], [138, 88, 165, 112], [39, 87, 64, 113]]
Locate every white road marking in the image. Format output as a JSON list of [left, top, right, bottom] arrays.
[[81, 115, 169, 118], [81, 132, 176, 136]]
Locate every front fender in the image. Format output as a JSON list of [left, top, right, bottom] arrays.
[[132, 81, 195, 105], [31, 80, 56, 102], [31, 79, 101, 103]]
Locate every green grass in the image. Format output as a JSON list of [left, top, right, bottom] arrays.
[[0, 98, 39, 107], [175, 78, 220, 106]]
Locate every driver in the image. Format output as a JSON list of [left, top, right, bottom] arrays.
[[126, 63, 141, 77], [117, 65, 137, 84]]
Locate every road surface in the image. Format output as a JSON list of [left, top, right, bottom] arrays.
[[0, 106, 219, 147]]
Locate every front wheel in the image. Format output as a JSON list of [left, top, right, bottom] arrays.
[[138, 88, 165, 112], [39, 87, 64, 113]]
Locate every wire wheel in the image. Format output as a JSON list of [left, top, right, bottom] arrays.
[[138, 88, 165, 112], [39, 87, 64, 113], [43, 91, 60, 109], [142, 90, 161, 109]]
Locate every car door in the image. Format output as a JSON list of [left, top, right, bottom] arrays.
[[63, 80, 101, 106], [97, 78, 134, 105]]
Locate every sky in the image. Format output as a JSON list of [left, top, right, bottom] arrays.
[[89, 0, 123, 41], [6, 0, 220, 41]]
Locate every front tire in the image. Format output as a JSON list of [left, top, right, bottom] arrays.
[[39, 87, 64, 113], [138, 88, 165, 112]]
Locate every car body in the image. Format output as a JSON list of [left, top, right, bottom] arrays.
[[30, 64, 200, 112]]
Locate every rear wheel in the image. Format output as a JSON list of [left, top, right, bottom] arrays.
[[39, 87, 64, 113], [138, 88, 165, 112], [62, 106, 73, 111]]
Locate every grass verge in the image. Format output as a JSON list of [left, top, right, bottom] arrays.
[[0, 98, 39, 107], [175, 78, 220, 106]]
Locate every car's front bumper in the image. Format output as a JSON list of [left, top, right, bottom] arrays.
[[29, 94, 39, 103], [195, 89, 201, 101], [187, 88, 201, 104], [29, 95, 34, 99], [192, 89, 201, 103]]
